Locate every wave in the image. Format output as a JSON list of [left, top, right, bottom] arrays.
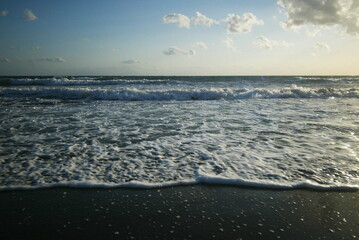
[[1, 86, 358, 101], [0, 77, 171, 86], [0, 174, 357, 191], [295, 76, 359, 82], [2, 76, 358, 86]]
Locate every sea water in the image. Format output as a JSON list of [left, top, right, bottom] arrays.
[[0, 76, 358, 190]]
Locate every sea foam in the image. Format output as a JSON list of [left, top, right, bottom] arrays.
[[1, 76, 358, 191], [0, 176, 357, 191], [1, 86, 358, 101]]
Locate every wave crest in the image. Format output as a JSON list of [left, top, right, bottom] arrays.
[[1, 86, 358, 101]]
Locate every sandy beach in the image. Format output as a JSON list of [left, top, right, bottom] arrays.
[[0, 185, 358, 239]]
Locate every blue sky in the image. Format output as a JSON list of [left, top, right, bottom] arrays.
[[1, 0, 359, 75]]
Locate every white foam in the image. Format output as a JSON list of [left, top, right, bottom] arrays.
[[296, 76, 359, 81], [1, 86, 358, 101], [0, 177, 357, 191], [195, 170, 359, 190], [1, 76, 358, 192]]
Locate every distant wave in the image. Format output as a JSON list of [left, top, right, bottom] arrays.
[[1, 86, 358, 101], [0, 77, 171, 86], [295, 76, 359, 82], [2, 76, 358, 87]]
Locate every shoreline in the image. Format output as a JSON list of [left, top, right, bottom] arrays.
[[1, 178, 358, 192], [0, 185, 358, 239]]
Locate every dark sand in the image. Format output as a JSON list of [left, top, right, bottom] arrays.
[[0, 185, 358, 240]]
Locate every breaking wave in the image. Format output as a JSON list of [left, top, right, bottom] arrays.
[[1, 86, 358, 101]]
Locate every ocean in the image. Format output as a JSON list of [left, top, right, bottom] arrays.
[[0, 76, 358, 190]]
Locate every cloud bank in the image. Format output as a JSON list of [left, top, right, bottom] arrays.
[[224, 13, 264, 34], [163, 47, 196, 56], [278, 0, 359, 35], [163, 11, 263, 34], [24, 9, 38, 21]]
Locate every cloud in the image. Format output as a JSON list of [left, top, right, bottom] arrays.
[[163, 47, 196, 56], [277, 0, 359, 35], [253, 36, 293, 50], [24, 9, 38, 21], [163, 12, 219, 29], [306, 29, 321, 37], [163, 13, 190, 28], [8, 45, 18, 50], [6, 45, 41, 51], [0, 10, 9, 16], [122, 59, 141, 64], [32, 46, 41, 51], [223, 37, 236, 51], [0, 57, 11, 63], [315, 42, 331, 50], [224, 13, 264, 34], [192, 12, 218, 27], [195, 42, 208, 50], [36, 57, 66, 63]]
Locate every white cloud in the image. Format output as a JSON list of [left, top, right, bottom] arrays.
[[224, 13, 263, 34], [277, 0, 359, 35], [316, 42, 331, 50], [36, 57, 66, 63], [253, 36, 293, 50], [195, 42, 208, 50], [223, 37, 236, 52], [163, 47, 196, 56], [306, 29, 321, 37], [192, 12, 218, 27], [279, 21, 300, 31], [163, 13, 190, 28], [0, 57, 11, 63], [0, 10, 9, 16], [24, 9, 38, 21], [122, 59, 141, 64]]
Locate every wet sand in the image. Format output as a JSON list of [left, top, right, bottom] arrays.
[[0, 185, 358, 239]]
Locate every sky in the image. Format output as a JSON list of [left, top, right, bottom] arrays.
[[0, 0, 359, 76]]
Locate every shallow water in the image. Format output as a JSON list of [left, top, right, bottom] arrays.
[[0, 76, 358, 190]]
